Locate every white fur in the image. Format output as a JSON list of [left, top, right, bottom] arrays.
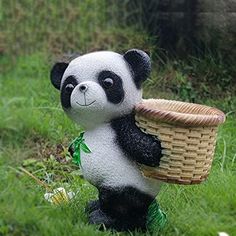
[[80, 123, 161, 197]]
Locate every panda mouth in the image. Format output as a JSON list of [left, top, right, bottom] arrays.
[[76, 100, 96, 107]]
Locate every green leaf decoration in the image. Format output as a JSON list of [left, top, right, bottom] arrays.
[[69, 132, 92, 166], [146, 200, 167, 233], [80, 142, 91, 153]]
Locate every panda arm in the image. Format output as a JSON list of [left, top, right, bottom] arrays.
[[111, 113, 162, 167]]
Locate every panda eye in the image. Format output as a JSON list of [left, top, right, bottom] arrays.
[[65, 84, 74, 93], [103, 78, 114, 89]]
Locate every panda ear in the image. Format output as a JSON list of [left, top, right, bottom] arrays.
[[50, 62, 69, 90], [123, 49, 151, 89]]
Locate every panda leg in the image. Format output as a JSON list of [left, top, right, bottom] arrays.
[[91, 186, 155, 231]]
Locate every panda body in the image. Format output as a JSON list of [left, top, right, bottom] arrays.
[[50, 49, 163, 231], [81, 123, 160, 197]]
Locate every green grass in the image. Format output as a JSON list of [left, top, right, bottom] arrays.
[[1, 1, 155, 59], [1, 1, 235, 103], [1, 2, 235, 235], [0, 54, 235, 236]]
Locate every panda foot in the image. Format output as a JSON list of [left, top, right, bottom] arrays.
[[85, 200, 100, 214], [88, 208, 146, 232], [88, 208, 115, 230]]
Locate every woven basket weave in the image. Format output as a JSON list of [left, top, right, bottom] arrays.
[[135, 99, 225, 185]]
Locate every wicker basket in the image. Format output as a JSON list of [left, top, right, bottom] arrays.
[[135, 99, 225, 185]]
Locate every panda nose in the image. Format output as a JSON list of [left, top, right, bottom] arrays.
[[79, 84, 88, 93]]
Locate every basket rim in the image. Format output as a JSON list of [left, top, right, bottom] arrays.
[[135, 99, 226, 126]]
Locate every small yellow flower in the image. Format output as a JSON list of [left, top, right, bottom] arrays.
[[44, 187, 75, 205]]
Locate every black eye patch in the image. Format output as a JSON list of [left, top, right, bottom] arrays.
[[98, 71, 124, 104], [61, 75, 78, 108]]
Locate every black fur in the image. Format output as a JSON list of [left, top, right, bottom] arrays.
[[61, 76, 78, 108], [111, 113, 162, 167], [50, 62, 68, 90], [123, 49, 151, 89], [87, 186, 154, 231], [98, 70, 124, 104]]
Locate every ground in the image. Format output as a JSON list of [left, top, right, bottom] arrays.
[[0, 54, 235, 236]]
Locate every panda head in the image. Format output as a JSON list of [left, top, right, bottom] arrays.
[[50, 49, 151, 129]]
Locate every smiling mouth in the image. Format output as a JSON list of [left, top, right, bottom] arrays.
[[76, 100, 96, 107]]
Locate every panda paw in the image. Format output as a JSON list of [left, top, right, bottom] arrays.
[[88, 208, 115, 229], [85, 200, 100, 214], [149, 140, 163, 166]]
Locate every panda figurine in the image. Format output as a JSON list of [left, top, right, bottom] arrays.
[[50, 49, 163, 231]]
